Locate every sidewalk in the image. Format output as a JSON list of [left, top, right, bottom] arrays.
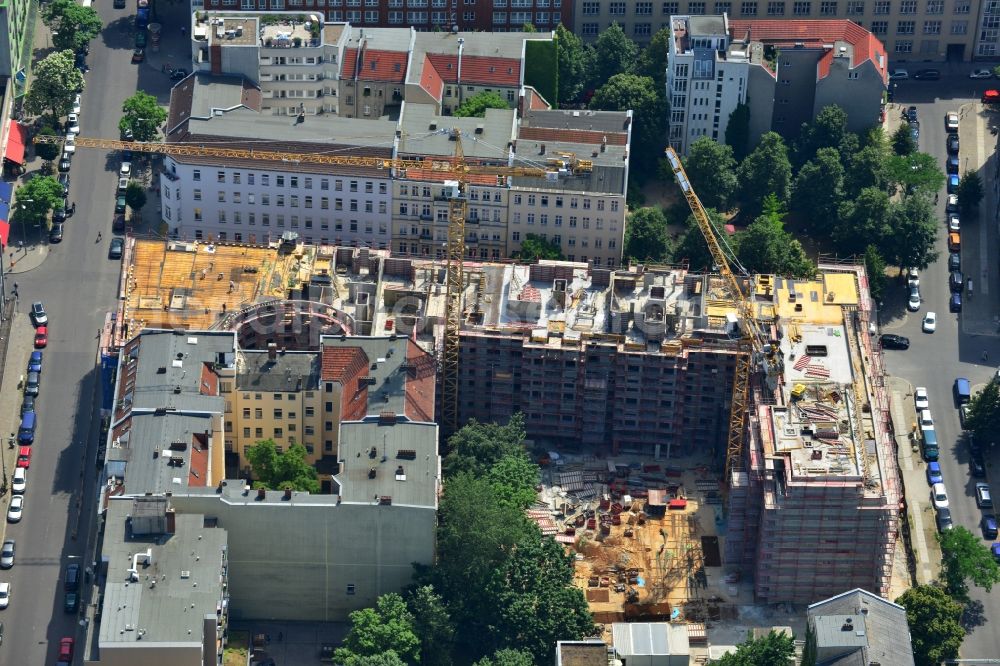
[[887, 375, 941, 586]]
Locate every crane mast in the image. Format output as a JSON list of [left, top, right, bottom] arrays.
[[663, 147, 772, 484]]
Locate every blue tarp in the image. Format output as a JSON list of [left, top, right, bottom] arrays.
[[0, 180, 13, 221]]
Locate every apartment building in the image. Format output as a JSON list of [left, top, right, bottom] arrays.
[[93, 498, 229, 666], [667, 15, 886, 153], [163, 74, 395, 245], [508, 109, 631, 268], [0, 0, 33, 80], [192, 0, 571, 33], [574, 0, 979, 59], [805, 588, 915, 666]]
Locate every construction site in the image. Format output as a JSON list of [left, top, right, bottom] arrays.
[[104, 237, 900, 630]]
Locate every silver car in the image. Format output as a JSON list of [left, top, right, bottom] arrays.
[[0, 540, 14, 569]]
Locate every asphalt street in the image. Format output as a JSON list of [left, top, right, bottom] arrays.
[[882, 70, 1000, 661], [0, 1, 184, 662]]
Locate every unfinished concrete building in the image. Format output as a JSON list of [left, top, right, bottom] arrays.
[[726, 266, 899, 604]]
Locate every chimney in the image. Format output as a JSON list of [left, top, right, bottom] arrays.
[[283, 488, 292, 500], [257, 488, 266, 500], [268, 343, 278, 360]]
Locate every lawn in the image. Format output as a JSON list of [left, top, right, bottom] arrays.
[[224, 629, 250, 666]]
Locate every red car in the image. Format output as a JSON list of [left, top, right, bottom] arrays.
[[16, 446, 30, 468], [34, 326, 47, 348], [58, 637, 75, 662]]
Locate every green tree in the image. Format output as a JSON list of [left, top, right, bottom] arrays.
[[725, 102, 752, 161], [484, 452, 539, 510], [795, 105, 850, 166], [24, 50, 85, 119], [737, 132, 792, 219], [636, 28, 671, 90], [408, 586, 454, 666], [938, 526, 1000, 599], [845, 143, 889, 196], [515, 233, 564, 262], [125, 181, 147, 212], [957, 170, 984, 216], [864, 245, 888, 303], [555, 24, 593, 104], [623, 207, 671, 263], [791, 147, 845, 233], [833, 187, 892, 255], [590, 73, 666, 172], [887, 194, 939, 271], [42, 0, 102, 53], [119, 91, 168, 143], [334, 594, 421, 665], [684, 137, 738, 211], [13, 177, 66, 229], [673, 208, 728, 271], [341, 652, 407, 666], [716, 630, 795, 666], [245, 439, 321, 493], [885, 152, 946, 197], [592, 23, 637, 85], [35, 127, 61, 162], [484, 534, 595, 663], [965, 379, 1000, 459], [736, 196, 814, 278], [454, 91, 510, 118], [442, 413, 528, 479], [896, 585, 965, 666], [891, 124, 918, 156], [473, 648, 536, 666]]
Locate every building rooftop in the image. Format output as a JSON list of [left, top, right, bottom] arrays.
[[108, 413, 218, 494], [335, 416, 439, 507], [397, 103, 517, 161], [612, 622, 690, 657], [237, 350, 321, 392], [556, 641, 611, 666], [99, 498, 227, 648], [807, 588, 914, 666], [407, 30, 549, 89], [200, 16, 258, 47]]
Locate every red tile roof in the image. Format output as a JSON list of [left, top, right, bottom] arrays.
[[341, 47, 408, 83], [188, 433, 209, 487], [403, 339, 435, 423], [419, 57, 444, 101], [425, 54, 521, 86], [728, 19, 887, 84], [518, 126, 628, 146], [322, 346, 370, 382]]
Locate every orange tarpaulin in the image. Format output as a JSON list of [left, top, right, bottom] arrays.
[[4, 121, 27, 164]]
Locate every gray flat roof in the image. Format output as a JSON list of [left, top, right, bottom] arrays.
[[688, 14, 728, 35], [188, 73, 260, 120], [335, 417, 438, 507], [237, 350, 321, 392], [511, 163, 626, 195], [99, 498, 227, 647], [397, 103, 516, 160], [807, 588, 914, 666], [111, 412, 217, 494], [127, 330, 235, 412], [521, 108, 631, 134], [185, 107, 399, 148]]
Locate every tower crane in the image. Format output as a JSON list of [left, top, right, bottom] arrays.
[[35, 133, 593, 435], [662, 147, 779, 485]]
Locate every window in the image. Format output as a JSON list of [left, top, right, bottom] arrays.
[[895, 39, 913, 52], [819, 0, 836, 12], [900, 0, 916, 11], [740, 0, 757, 12], [846, 0, 863, 12], [634, 22, 651, 36], [793, 0, 811, 11], [688, 1, 705, 12], [662, 0, 679, 10], [925, 0, 943, 9], [870, 19, 887, 32], [193, 189, 202, 201], [715, 1, 730, 12], [767, 1, 785, 13], [873, 0, 889, 12], [582, 23, 598, 35], [242, 408, 251, 418], [897, 20, 915, 33], [636, 1, 653, 12], [951, 20, 967, 33], [923, 20, 941, 33], [217, 171, 226, 183], [255, 408, 263, 418], [955, 0, 970, 12], [609, 1, 625, 12], [979, 43, 997, 56], [192, 169, 201, 181], [346, 584, 356, 595]]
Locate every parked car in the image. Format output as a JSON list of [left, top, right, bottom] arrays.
[[983, 514, 998, 539], [63, 591, 78, 613], [951, 271, 965, 292], [971, 68, 994, 78], [891, 69, 910, 80], [947, 134, 960, 155], [71, 94, 81, 115], [24, 371, 39, 396], [27, 351, 42, 374], [945, 111, 960, 132], [121, 125, 134, 141], [948, 252, 961, 271], [29, 301, 46, 326], [109, 237, 124, 260], [6, 496, 23, 523], [881, 334, 910, 350], [34, 326, 47, 348], [58, 637, 75, 662], [908, 285, 921, 311], [0, 540, 14, 568], [914, 68, 941, 80], [119, 161, 131, 178], [950, 292, 963, 312], [947, 156, 960, 175], [58, 153, 71, 173], [926, 461, 943, 485], [919, 409, 934, 426], [65, 563, 80, 592], [49, 223, 63, 244], [117, 177, 129, 194], [909, 123, 920, 142], [915, 386, 929, 410], [20, 395, 34, 416], [948, 174, 960, 193], [16, 446, 30, 468], [936, 507, 954, 531], [922, 312, 936, 333], [57, 173, 70, 197], [946, 193, 959, 213], [115, 196, 126, 214], [0, 582, 9, 609], [977, 483, 994, 509], [63, 133, 75, 154], [932, 482, 949, 509], [907, 268, 919, 287], [11, 468, 25, 494], [972, 457, 987, 478], [960, 404, 971, 428], [66, 114, 80, 135]]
